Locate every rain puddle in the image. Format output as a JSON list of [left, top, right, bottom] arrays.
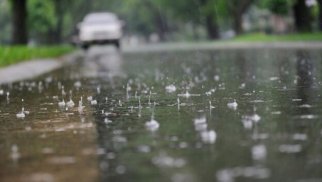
[[1, 47, 322, 181]]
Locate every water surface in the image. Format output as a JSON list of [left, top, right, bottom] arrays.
[[1, 47, 322, 182]]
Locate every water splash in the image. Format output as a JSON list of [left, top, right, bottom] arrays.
[[16, 107, 26, 119], [200, 130, 217, 144], [227, 99, 238, 110], [58, 99, 66, 108], [10, 144, 20, 163], [177, 91, 200, 98], [145, 116, 160, 132], [165, 84, 176, 93], [252, 144, 267, 161]]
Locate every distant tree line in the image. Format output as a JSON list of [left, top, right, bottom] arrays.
[[9, 0, 90, 45], [2, 0, 322, 45]]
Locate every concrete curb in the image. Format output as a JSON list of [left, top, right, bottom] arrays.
[[123, 42, 322, 53], [0, 51, 82, 85]]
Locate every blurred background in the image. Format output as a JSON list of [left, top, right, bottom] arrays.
[[0, 0, 322, 45]]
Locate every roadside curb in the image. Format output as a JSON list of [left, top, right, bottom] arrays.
[[0, 50, 82, 85], [124, 42, 322, 53]]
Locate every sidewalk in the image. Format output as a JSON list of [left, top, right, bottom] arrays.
[[0, 51, 82, 84]]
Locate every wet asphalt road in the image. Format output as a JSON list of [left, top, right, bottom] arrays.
[[1, 45, 322, 182]]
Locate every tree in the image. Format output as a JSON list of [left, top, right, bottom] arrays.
[[27, 0, 56, 44], [51, 0, 64, 43], [265, 0, 290, 15], [0, 0, 11, 43], [164, 0, 220, 40], [293, 0, 312, 32], [142, 0, 170, 41], [259, 0, 313, 33], [27, 0, 89, 44], [317, 0, 322, 31], [11, 0, 28, 45], [230, 0, 254, 35], [198, 0, 219, 39], [113, 0, 160, 40]]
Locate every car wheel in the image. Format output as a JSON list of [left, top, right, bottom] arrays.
[[81, 44, 90, 51], [114, 40, 121, 50]]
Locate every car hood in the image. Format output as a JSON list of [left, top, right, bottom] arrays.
[[81, 24, 121, 32]]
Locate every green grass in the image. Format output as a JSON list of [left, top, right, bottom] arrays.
[[232, 32, 322, 42], [0, 45, 74, 67]]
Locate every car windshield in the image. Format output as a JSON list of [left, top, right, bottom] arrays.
[[83, 13, 117, 24]]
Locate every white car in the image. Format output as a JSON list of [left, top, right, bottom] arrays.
[[78, 12, 123, 50]]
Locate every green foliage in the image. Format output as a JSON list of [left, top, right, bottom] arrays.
[[160, 0, 200, 22], [1, 0, 322, 44], [258, 0, 295, 15], [118, 0, 158, 35], [0, 46, 73, 67], [267, 0, 290, 15], [232, 32, 322, 41], [28, 0, 56, 34], [0, 0, 12, 43]]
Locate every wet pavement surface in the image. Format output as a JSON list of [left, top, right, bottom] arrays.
[[1, 46, 322, 182]]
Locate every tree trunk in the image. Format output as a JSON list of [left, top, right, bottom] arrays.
[[198, 0, 219, 40], [205, 14, 219, 40], [154, 11, 168, 41], [53, 0, 64, 44], [318, 0, 322, 31], [11, 0, 28, 45], [293, 0, 312, 32], [231, 0, 254, 35], [192, 24, 200, 40], [143, 0, 169, 41], [233, 13, 243, 35]]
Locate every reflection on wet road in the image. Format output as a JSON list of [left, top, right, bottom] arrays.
[[1, 46, 322, 182]]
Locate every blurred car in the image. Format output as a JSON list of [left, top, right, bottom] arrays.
[[78, 12, 123, 50]]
